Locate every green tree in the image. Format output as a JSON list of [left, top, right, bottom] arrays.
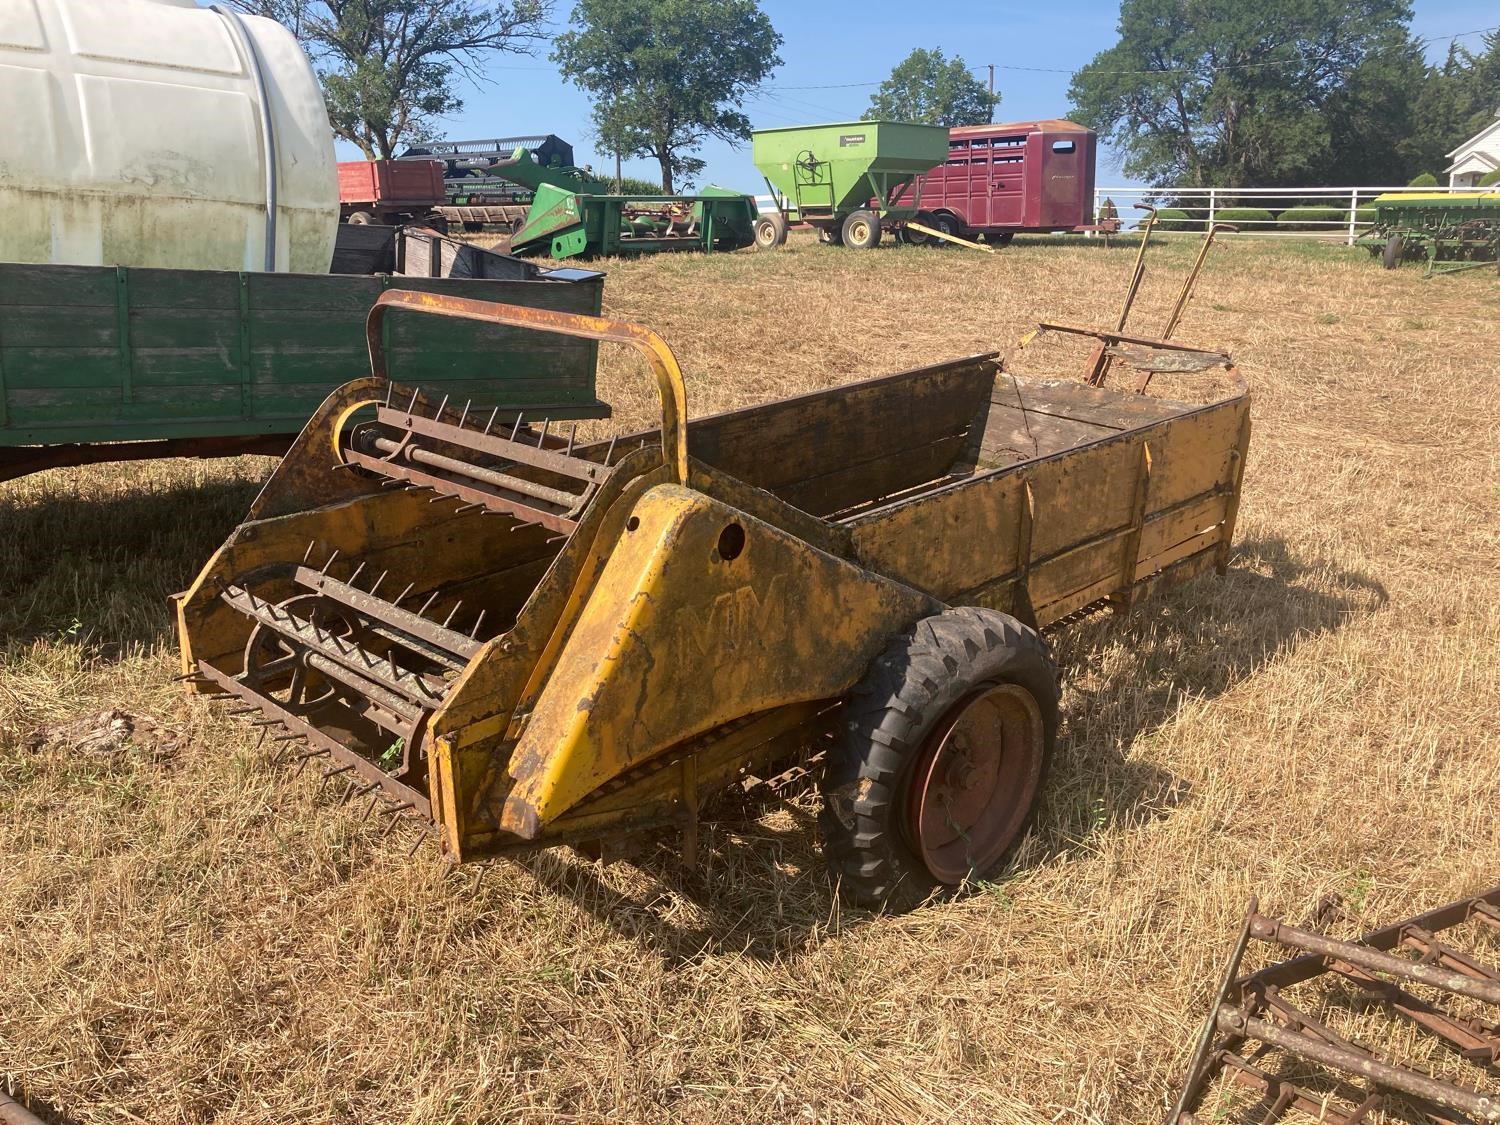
[[1068, 0, 1419, 186], [552, 0, 782, 192], [1404, 33, 1500, 179], [228, 0, 551, 159], [865, 49, 998, 126]]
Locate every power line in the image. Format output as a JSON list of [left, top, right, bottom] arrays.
[[767, 23, 1498, 89]]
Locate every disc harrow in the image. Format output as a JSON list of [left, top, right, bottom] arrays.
[[1170, 886, 1500, 1125]]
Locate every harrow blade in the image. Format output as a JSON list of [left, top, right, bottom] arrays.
[[1170, 886, 1500, 1125]]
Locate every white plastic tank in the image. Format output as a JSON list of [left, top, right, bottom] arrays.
[[0, 0, 338, 272]]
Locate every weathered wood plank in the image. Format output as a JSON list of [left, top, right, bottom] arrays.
[[684, 356, 998, 494], [995, 376, 1188, 428], [978, 400, 1115, 463], [777, 434, 969, 518]]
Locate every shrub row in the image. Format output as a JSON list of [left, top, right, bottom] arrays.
[[1146, 204, 1376, 231]]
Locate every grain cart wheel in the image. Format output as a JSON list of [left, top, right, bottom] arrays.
[[820, 607, 1058, 912], [842, 209, 883, 249], [1383, 233, 1403, 269], [346, 210, 375, 225], [754, 212, 789, 250]]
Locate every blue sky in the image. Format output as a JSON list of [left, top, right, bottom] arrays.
[[333, 0, 1499, 190]]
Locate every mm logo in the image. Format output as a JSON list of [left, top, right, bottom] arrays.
[[677, 573, 788, 656]]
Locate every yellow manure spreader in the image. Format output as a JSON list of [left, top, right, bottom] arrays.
[[177, 290, 1249, 910]]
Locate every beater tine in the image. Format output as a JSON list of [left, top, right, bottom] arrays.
[[442, 600, 464, 628], [396, 582, 415, 604], [369, 569, 388, 597], [434, 393, 449, 420], [510, 411, 525, 438], [302, 539, 318, 564], [469, 609, 487, 640], [565, 423, 578, 456], [320, 548, 340, 576], [603, 434, 618, 466], [536, 418, 551, 447], [407, 387, 420, 413], [457, 400, 472, 429], [348, 560, 367, 586], [482, 405, 499, 435], [418, 590, 441, 616]]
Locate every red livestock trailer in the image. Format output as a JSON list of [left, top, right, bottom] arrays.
[[338, 160, 447, 227], [895, 119, 1102, 244]]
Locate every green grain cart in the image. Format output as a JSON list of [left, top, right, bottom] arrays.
[[751, 121, 950, 249]]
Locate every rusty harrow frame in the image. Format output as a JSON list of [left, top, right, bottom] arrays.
[[1169, 887, 1500, 1124]]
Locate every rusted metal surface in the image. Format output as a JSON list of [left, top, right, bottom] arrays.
[[178, 287, 1248, 878], [1136, 222, 1237, 392], [0, 433, 292, 483], [0, 1089, 48, 1125], [364, 291, 687, 485], [1170, 887, 1500, 1125], [904, 683, 1044, 883]]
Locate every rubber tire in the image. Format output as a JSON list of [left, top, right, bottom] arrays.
[[841, 209, 883, 250], [1383, 233, 1403, 270], [817, 226, 843, 246], [820, 606, 1059, 913], [993, 231, 1015, 247], [933, 213, 966, 242], [903, 211, 936, 246], [346, 210, 375, 225], [754, 213, 789, 250]]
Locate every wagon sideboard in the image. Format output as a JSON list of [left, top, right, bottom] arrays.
[[0, 263, 606, 481], [673, 351, 1251, 627]]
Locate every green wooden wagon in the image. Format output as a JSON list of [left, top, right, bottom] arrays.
[[0, 262, 606, 482]]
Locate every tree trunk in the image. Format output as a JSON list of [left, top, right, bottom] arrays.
[[657, 150, 673, 194]]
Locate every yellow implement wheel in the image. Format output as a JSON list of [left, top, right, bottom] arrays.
[[841, 209, 882, 250]]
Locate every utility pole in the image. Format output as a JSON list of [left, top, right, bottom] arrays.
[[988, 64, 995, 123]]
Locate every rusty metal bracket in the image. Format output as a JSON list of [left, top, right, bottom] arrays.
[[365, 290, 690, 485]]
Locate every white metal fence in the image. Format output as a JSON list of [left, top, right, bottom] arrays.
[[1092, 184, 1476, 244]]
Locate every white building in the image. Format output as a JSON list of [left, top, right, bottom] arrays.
[[1446, 111, 1500, 188]]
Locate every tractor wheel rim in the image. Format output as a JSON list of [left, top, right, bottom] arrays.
[[905, 683, 1044, 885], [851, 219, 870, 242]]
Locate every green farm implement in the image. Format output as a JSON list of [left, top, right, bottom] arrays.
[[751, 121, 950, 249], [509, 184, 760, 260], [0, 262, 606, 482], [1358, 191, 1500, 276], [462, 145, 755, 260]]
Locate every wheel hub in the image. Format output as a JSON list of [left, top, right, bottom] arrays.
[[904, 683, 1045, 885]]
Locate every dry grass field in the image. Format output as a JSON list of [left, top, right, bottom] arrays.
[[1, 233, 1497, 1124]]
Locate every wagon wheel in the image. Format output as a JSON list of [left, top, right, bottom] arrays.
[[346, 210, 375, 226], [841, 209, 882, 250], [754, 212, 789, 250], [1383, 233, 1403, 270], [819, 607, 1059, 912]]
